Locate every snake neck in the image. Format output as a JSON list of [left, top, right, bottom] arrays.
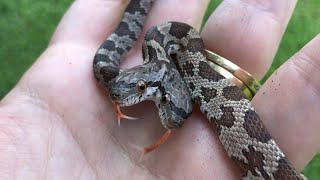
[[92, 0, 153, 90]]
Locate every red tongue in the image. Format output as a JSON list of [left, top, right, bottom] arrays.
[[142, 129, 172, 154], [114, 103, 138, 126], [128, 129, 172, 161], [114, 103, 171, 158]]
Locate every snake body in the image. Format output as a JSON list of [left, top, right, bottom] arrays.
[[93, 0, 305, 179]]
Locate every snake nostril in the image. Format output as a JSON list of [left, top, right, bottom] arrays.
[[110, 91, 121, 100]]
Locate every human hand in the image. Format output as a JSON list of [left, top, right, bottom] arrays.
[[0, 0, 319, 179]]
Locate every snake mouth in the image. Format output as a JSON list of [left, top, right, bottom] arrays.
[[162, 121, 182, 130], [115, 101, 130, 107], [110, 93, 133, 106], [161, 115, 184, 130], [115, 97, 139, 107]]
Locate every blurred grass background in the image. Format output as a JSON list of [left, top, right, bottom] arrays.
[[0, 0, 319, 179]]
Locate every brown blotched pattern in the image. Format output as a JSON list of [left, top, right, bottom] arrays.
[[200, 87, 217, 103], [93, 0, 306, 179], [273, 157, 306, 179], [222, 86, 245, 101], [182, 61, 195, 77], [243, 145, 271, 179], [231, 145, 271, 179], [210, 105, 236, 131], [243, 109, 272, 142], [198, 61, 225, 82], [179, 56, 304, 179]]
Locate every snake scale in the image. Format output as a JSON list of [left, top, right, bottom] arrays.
[[93, 0, 305, 179]]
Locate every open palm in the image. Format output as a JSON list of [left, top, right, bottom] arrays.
[[0, 0, 319, 179]]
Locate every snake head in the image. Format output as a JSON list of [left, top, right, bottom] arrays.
[[110, 63, 192, 129]]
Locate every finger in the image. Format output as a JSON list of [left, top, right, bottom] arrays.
[[50, 0, 130, 45], [144, 0, 210, 30], [201, 0, 297, 79], [252, 34, 320, 170]]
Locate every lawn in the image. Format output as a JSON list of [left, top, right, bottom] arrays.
[[0, 0, 319, 179]]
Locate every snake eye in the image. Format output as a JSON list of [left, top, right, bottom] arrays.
[[161, 93, 171, 105], [135, 80, 147, 93]]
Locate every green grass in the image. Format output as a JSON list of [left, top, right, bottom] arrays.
[[0, 0, 72, 98], [0, 0, 319, 179]]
